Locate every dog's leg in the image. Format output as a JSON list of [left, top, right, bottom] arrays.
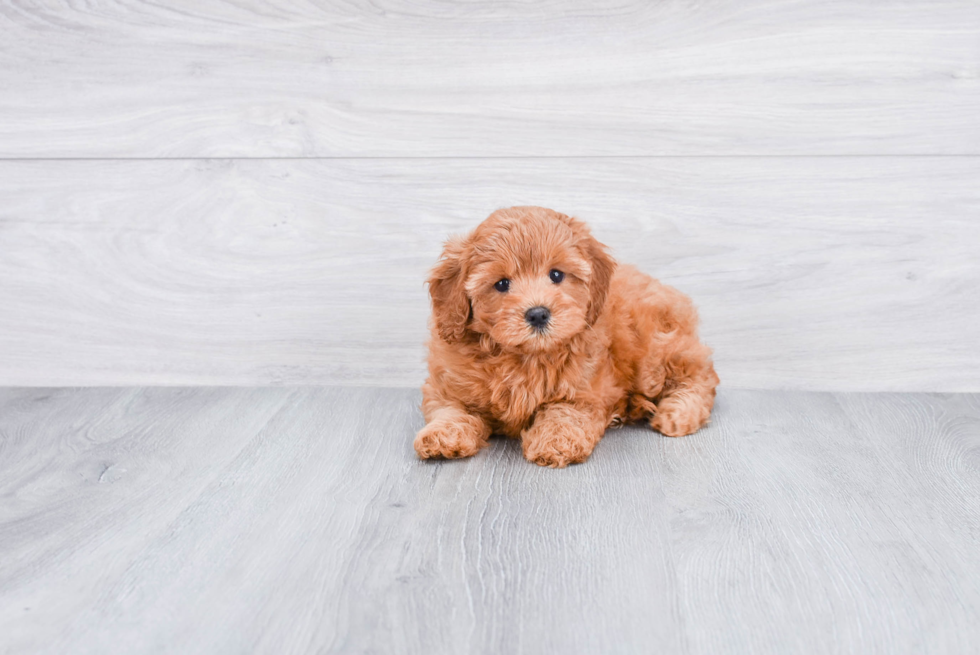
[[415, 405, 491, 460], [649, 335, 719, 437], [521, 403, 606, 468]]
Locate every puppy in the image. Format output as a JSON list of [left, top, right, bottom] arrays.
[[415, 206, 719, 468]]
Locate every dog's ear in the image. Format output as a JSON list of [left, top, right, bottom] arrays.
[[569, 219, 616, 325], [428, 235, 471, 344]]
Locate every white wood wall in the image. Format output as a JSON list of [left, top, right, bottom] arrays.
[[1, 1, 978, 391]]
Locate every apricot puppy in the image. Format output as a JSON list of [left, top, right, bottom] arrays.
[[415, 206, 719, 468]]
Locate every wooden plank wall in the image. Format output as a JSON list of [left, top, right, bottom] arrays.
[[1, 1, 978, 390]]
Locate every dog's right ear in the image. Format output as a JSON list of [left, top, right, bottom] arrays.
[[427, 236, 471, 344]]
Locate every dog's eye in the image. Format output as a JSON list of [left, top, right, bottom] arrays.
[[494, 279, 510, 292], [549, 269, 565, 284]]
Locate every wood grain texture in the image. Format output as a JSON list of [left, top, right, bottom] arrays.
[[0, 386, 978, 654], [1, 0, 978, 157], [1, 157, 978, 390]]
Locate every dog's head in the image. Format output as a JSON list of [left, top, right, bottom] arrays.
[[428, 206, 615, 352]]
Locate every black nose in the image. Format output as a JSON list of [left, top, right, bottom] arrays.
[[525, 306, 551, 329]]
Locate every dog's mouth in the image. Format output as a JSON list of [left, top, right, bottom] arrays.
[[482, 310, 575, 352], [519, 325, 563, 351]]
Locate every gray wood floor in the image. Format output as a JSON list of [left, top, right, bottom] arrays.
[[1, 386, 978, 654]]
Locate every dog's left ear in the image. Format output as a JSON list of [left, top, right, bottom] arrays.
[[569, 218, 616, 325]]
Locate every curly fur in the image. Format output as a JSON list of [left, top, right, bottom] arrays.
[[415, 206, 719, 468]]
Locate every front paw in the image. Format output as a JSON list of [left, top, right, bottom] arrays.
[[414, 416, 487, 460], [522, 424, 595, 468], [650, 395, 710, 437]]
